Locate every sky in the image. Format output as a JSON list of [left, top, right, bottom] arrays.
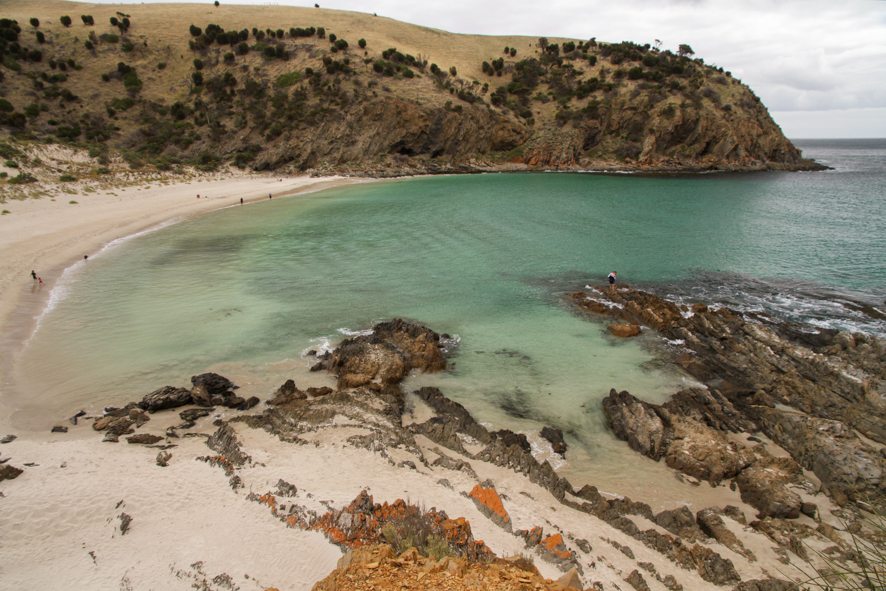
[[83, 0, 886, 138]]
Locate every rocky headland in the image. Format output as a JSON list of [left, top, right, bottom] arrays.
[[4, 294, 882, 589], [0, 0, 823, 194]]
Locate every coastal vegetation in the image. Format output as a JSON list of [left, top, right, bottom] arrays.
[[0, 0, 818, 180]]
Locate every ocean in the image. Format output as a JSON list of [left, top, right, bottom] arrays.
[[9, 139, 885, 504]]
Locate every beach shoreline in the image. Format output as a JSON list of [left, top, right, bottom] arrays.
[[0, 172, 374, 433]]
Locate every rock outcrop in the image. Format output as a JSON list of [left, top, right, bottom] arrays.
[[574, 286, 884, 510], [321, 319, 446, 388]]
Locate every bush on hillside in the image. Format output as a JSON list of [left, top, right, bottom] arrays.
[[81, 15, 95, 26], [60, 16, 72, 27]]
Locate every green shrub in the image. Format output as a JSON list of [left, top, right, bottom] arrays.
[[122, 70, 142, 93], [29, 17, 39, 28], [4, 159, 18, 167], [358, 38, 366, 48], [35, 31, 45, 43], [9, 172, 37, 184], [275, 71, 302, 88], [191, 71, 203, 86], [0, 99, 13, 113], [99, 33, 119, 43], [193, 58, 204, 70], [81, 15, 94, 26], [121, 40, 134, 52], [60, 174, 76, 182], [60, 16, 72, 27]]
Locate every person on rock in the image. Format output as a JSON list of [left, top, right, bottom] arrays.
[[607, 271, 617, 294]]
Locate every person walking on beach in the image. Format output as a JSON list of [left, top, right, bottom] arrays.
[[608, 271, 617, 294], [240, 197, 244, 205], [31, 270, 37, 281]]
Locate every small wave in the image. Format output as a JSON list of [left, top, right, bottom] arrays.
[[30, 218, 182, 340], [654, 271, 886, 338], [301, 336, 334, 357], [336, 326, 374, 337]]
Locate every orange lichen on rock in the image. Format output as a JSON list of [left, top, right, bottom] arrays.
[[469, 483, 512, 531], [311, 544, 582, 591], [540, 533, 575, 563]]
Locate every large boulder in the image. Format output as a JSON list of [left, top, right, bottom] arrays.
[[601, 389, 668, 460], [469, 481, 512, 532], [735, 456, 803, 518], [328, 319, 446, 388], [191, 372, 238, 395], [138, 386, 192, 412], [663, 415, 753, 484]]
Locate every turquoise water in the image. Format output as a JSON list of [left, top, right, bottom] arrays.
[[12, 140, 886, 496]]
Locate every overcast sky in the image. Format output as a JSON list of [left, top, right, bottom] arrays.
[[85, 0, 886, 138]]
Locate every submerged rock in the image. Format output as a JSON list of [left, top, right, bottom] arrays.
[[608, 322, 641, 337]]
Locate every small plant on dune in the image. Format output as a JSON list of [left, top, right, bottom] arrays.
[[68, 200, 78, 204], [29, 17, 39, 28], [60, 16, 72, 27], [60, 174, 77, 182], [2, 209, 11, 215], [790, 509, 885, 590]]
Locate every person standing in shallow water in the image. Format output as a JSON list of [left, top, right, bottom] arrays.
[[608, 271, 617, 294]]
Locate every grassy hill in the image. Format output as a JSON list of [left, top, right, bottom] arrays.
[[0, 0, 820, 177]]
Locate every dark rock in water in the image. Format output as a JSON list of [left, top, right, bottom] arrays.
[[602, 389, 668, 460], [608, 322, 641, 337], [126, 433, 163, 445], [0, 434, 16, 444], [540, 426, 567, 455], [309, 361, 326, 372], [327, 318, 446, 388], [51, 425, 68, 433], [139, 386, 192, 412], [69, 410, 86, 425], [191, 372, 238, 395], [0, 464, 23, 481]]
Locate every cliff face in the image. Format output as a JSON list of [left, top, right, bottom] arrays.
[[0, 1, 820, 175]]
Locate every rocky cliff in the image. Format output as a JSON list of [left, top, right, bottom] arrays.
[[0, 0, 820, 177]]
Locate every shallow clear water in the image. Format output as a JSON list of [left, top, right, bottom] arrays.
[[11, 139, 886, 501]]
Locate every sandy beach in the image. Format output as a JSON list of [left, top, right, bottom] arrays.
[[0, 172, 370, 432]]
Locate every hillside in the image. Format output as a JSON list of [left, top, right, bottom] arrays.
[[0, 0, 821, 179]]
